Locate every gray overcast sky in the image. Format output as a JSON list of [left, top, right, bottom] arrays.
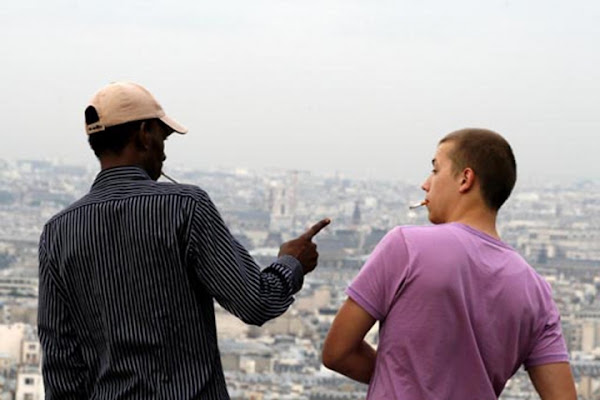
[[1, 0, 599, 183]]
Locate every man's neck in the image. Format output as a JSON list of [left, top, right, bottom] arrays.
[[455, 218, 499, 240], [99, 150, 143, 172], [450, 203, 500, 240]]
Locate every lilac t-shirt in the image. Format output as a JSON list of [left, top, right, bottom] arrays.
[[346, 223, 568, 399]]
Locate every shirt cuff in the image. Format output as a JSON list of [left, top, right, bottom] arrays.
[[345, 286, 385, 321], [276, 255, 304, 294], [524, 353, 570, 369]]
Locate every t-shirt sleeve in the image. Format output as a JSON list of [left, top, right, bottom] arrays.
[[524, 295, 570, 368], [345, 227, 410, 321]]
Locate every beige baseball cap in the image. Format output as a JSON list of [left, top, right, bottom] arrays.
[[85, 81, 188, 135]]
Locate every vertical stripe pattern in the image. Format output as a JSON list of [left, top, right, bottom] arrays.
[[38, 166, 303, 399]]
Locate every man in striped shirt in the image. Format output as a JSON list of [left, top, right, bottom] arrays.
[[38, 82, 330, 399]]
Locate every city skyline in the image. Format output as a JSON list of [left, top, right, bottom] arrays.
[[1, 159, 599, 398]]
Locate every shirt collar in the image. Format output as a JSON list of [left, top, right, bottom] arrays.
[[450, 222, 512, 250], [91, 166, 152, 189]]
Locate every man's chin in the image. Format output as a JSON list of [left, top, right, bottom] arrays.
[[149, 168, 161, 181], [428, 214, 444, 225]]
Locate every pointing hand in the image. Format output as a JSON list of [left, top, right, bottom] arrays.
[[279, 218, 331, 274]]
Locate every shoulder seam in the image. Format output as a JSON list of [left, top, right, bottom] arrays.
[[45, 187, 207, 227]]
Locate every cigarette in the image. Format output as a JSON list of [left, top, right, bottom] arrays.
[[409, 200, 428, 210], [161, 172, 179, 184]]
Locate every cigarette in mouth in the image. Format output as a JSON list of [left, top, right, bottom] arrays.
[[161, 172, 179, 184], [409, 200, 428, 210]]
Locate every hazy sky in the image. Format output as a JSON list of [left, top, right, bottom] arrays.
[[1, 0, 598, 183]]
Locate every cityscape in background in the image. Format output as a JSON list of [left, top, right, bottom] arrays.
[[0, 158, 599, 399]]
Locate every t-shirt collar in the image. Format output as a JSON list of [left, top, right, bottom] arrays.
[[450, 222, 512, 250]]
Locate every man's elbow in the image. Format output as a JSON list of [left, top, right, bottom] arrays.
[[237, 304, 288, 327], [241, 315, 269, 327], [321, 345, 347, 372]]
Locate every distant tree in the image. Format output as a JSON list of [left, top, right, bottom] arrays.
[[0, 190, 15, 204], [537, 246, 548, 264], [0, 252, 16, 269]]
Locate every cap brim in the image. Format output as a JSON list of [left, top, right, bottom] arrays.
[[160, 115, 188, 134]]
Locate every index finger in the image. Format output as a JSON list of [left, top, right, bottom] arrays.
[[301, 218, 331, 240]]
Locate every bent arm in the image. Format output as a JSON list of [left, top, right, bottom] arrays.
[[322, 297, 377, 384], [188, 192, 303, 325], [527, 362, 577, 400]]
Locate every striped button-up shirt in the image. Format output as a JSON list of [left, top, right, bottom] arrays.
[[38, 166, 304, 399]]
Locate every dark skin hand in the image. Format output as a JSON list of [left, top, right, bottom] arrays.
[[279, 218, 331, 274]]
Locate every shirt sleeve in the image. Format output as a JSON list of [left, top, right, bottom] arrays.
[[38, 227, 90, 399], [524, 297, 570, 368], [345, 227, 410, 321], [186, 190, 303, 326]]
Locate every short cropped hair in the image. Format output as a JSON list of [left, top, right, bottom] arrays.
[[87, 120, 143, 158], [440, 128, 517, 211], [85, 104, 149, 158]]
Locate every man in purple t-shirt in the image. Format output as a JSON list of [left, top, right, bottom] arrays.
[[322, 129, 576, 399]]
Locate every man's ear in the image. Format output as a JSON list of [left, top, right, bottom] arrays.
[[458, 167, 475, 193], [135, 121, 152, 151]]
